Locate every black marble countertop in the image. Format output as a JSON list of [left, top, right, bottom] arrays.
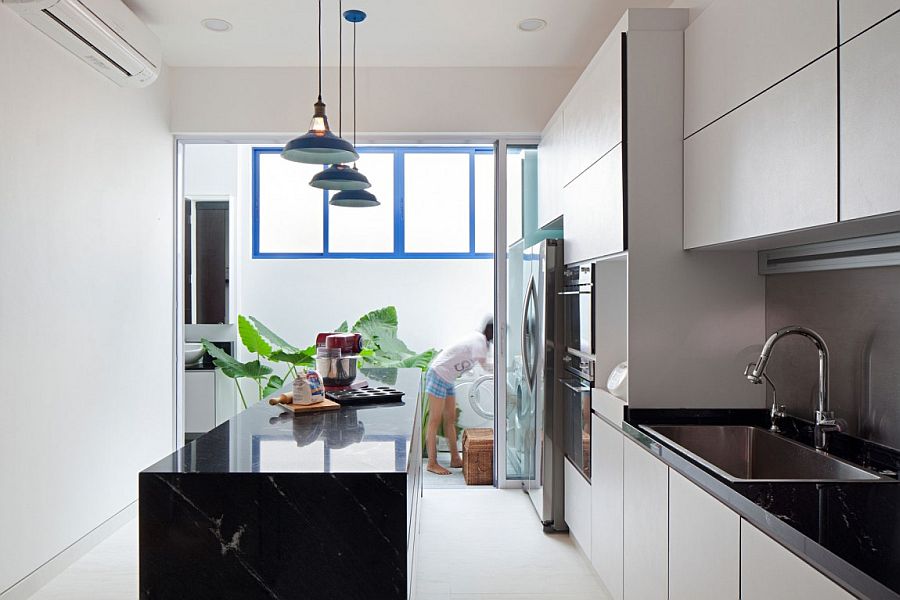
[[145, 368, 421, 476], [618, 408, 900, 599]]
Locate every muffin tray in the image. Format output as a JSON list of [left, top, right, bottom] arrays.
[[326, 386, 406, 405]]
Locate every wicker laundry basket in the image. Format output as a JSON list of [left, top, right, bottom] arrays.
[[462, 428, 493, 485]]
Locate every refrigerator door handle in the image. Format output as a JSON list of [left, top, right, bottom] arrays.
[[522, 275, 537, 390]]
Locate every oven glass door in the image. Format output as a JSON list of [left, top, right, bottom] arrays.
[[562, 274, 593, 356], [561, 377, 591, 480]]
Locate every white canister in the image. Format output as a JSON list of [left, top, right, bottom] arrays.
[[606, 361, 628, 402]]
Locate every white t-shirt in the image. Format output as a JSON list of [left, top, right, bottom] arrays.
[[430, 331, 490, 383]]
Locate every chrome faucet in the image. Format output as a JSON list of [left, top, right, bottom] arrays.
[[746, 326, 839, 451]]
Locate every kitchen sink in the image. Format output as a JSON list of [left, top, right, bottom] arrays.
[[640, 425, 890, 483]]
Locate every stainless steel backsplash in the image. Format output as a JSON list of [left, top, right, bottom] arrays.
[[766, 266, 900, 450]]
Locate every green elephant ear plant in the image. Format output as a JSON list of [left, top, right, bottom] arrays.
[[201, 307, 437, 410], [201, 315, 315, 409]]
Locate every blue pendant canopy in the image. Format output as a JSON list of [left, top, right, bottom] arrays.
[[282, 99, 359, 165], [310, 164, 371, 191], [330, 188, 379, 208]]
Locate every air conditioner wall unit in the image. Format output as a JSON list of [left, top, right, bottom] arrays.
[[2, 0, 161, 87]]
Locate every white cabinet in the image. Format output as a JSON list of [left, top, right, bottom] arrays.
[[564, 458, 592, 557], [669, 471, 740, 600], [684, 0, 836, 136], [840, 0, 900, 42], [563, 31, 623, 185], [684, 54, 837, 248], [623, 438, 668, 600], [563, 145, 624, 264], [185, 371, 216, 433], [740, 520, 854, 599], [590, 415, 624, 600], [840, 11, 900, 221], [537, 115, 564, 229]]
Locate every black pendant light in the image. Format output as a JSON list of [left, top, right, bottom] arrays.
[[331, 9, 379, 208], [310, 0, 371, 191], [282, 0, 358, 165]]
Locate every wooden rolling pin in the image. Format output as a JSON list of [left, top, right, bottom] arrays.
[[268, 391, 293, 405]]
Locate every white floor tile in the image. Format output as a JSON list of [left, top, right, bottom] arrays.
[[29, 519, 137, 600], [26, 487, 608, 600], [414, 489, 610, 599]]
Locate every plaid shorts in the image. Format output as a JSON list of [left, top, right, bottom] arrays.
[[424, 369, 456, 399]]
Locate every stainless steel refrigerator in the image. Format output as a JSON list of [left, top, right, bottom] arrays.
[[518, 238, 566, 531]]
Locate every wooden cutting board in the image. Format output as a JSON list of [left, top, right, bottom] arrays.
[[276, 398, 341, 414]]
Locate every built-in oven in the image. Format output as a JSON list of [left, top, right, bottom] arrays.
[[560, 355, 593, 481], [561, 263, 595, 361]]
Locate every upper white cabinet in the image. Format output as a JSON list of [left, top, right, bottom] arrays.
[[669, 471, 740, 600], [840, 11, 900, 221], [537, 114, 564, 229], [684, 0, 837, 136], [564, 145, 624, 264], [562, 32, 623, 185], [684, 54, 837, 248], [740, 520, 854, 599], [591, 415, 624, 600], [840, 0, 900, 42], [623, 438, 668, 600]]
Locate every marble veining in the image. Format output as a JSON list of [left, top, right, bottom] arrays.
[[625, 409, 900, 600], [140, 368, 421, 600]]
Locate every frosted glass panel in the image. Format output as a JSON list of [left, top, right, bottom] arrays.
[[328, 153, 395, 253], [474, 153, 495, 254], [507, 150, 524, 244], [404, 153, 470, 253], [257, 152, 324, 254]]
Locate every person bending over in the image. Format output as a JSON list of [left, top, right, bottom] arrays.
[[424, 318, 493, 475]]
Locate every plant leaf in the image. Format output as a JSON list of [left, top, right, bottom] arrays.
[[249, 316, 299, 353], [238, 315, 273, 357], [263, 374, 284, 398], [202, 339, 244, 379], [400, 349, 438, 371], [335, 321, 349, 333], [271, 349, 315, 367], [241, 360, 273, 379]]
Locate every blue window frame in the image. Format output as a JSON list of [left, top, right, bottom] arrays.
[[252, 145, 495, 259]]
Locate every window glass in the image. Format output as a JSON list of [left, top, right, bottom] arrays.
[[257, 152, 324, 254], [474, 153, 495, 254], [403, 153, 470, 253], [328, 153, 395, 253]]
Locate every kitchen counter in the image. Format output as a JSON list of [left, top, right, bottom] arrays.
[[140, 367, 423, 600], [621, 409, 900, 599]]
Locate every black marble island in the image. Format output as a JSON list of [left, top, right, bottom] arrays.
[[140, 368, 423, 600]]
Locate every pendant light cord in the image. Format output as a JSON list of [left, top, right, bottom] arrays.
[[338, 0, 342, 137], [317, 0, 322, 102], [353, 20, 357, 147]]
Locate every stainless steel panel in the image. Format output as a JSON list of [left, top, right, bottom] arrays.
[[766, 266, 900, 449], [642, 425, 888, 482]]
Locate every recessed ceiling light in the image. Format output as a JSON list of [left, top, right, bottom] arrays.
[[201, 18, 233, 33], [517, 18, 547, 32]]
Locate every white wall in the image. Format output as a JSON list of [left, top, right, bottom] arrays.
[[0, 7, 173, 595], [184, 144, 493, 362], [170, 66, 579, 136]]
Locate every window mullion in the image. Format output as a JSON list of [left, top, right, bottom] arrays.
[[395, 150, 405, 258], [469, 150, 476, 255]]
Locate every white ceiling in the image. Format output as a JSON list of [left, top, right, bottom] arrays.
[[124, 0, 671, 68]]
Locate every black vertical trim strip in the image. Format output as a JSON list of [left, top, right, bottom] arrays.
[[836, 0, 842, 222], [621, 31, 629, 252]]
